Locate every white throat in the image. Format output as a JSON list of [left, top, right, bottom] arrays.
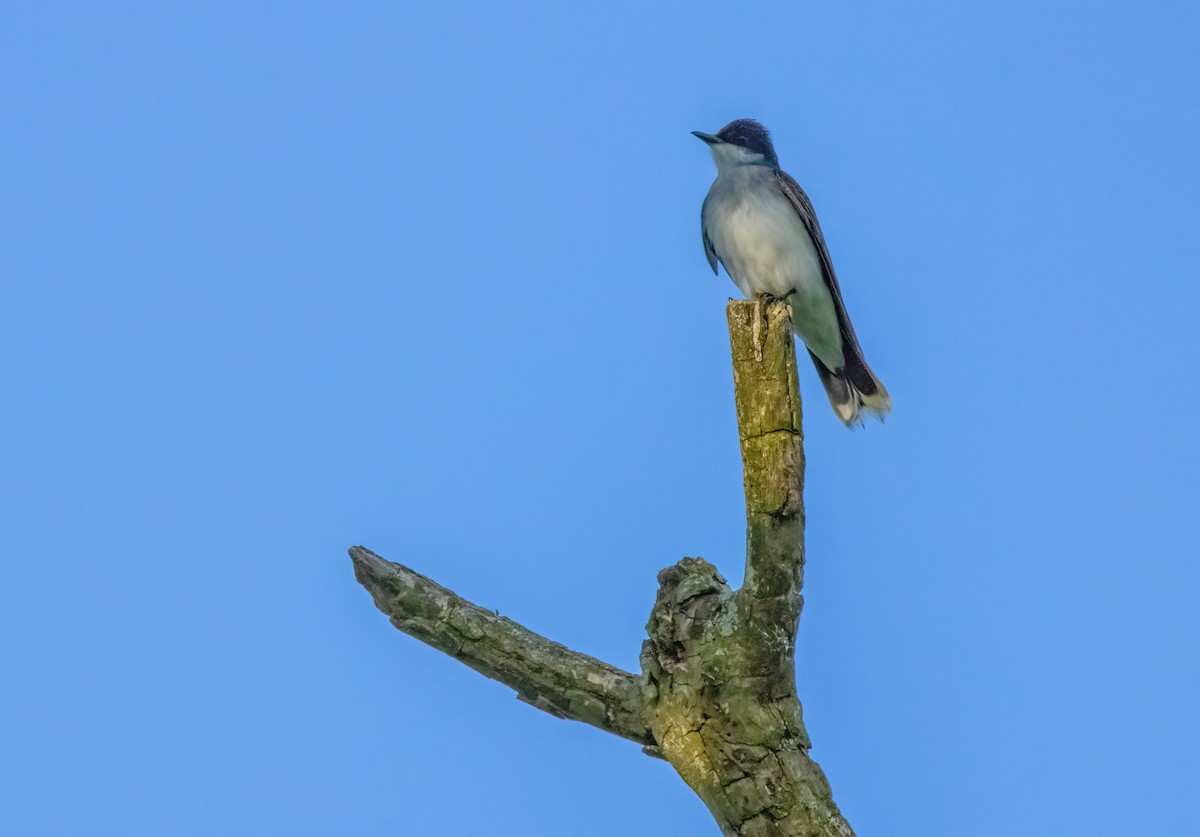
[[709, 143, 769, 174]]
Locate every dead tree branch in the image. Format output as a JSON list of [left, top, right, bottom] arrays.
[[350, 545, 652, 746], [350, 299, 854, 836]]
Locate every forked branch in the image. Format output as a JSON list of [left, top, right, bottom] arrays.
[[350, 299, 853, 836]]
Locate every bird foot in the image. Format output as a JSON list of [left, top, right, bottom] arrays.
[[750, 291, 794, 361]]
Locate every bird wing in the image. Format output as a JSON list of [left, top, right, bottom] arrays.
[[700, 195, 720, 275], [772, 169, 866, 358]]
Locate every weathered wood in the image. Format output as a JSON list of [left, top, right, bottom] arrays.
[[639, 300, 851, 836], [350, 298, 854, 835], [350, 545, 652, 745]]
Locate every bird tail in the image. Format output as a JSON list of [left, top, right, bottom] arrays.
[[808, 349, 891, 428]]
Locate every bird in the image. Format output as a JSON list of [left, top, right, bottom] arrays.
[[693, 118, 890, 427]]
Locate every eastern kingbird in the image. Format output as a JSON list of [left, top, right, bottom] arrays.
[[694, 118, 890, 427]]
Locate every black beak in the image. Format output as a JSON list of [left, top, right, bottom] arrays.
[[692, 131, 721, 145]]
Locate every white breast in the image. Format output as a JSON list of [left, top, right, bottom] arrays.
[[703, 167, 845, 369]]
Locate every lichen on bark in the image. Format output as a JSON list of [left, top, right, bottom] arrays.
[[350, 299, 854, 836], [637, 301, 851, 836]]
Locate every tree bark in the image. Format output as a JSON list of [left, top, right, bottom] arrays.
[[350, 299, 853, 836], [350, 545, 653, 746]]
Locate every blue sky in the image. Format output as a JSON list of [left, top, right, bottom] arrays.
[[3, 2, 1198, 834]]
